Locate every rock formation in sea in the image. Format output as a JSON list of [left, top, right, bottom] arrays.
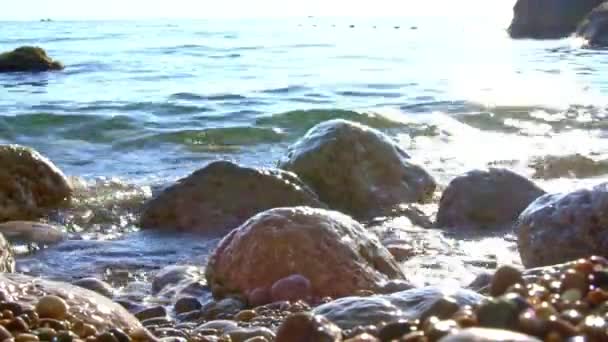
[[576, 2, 608, 48], [436, 168, 545, 230], [279, 119, 436, 220], [139, 160, 325, 234], [508, 0, 604, 39], [0, 46, 63, 72]]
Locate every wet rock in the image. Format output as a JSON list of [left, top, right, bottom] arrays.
[[508, 0, 603, 39], [194, 320, 238, 334], [438, 327, 541, 341], [206, 207, 405, 300], [517, 183, 608, 268], [72, 278, 114, 298], [201, 297, 246, 320], [0, 273, 141, 331], [313, 286, 485, 330], [436, 168, 545, 230], [276, 312, 342, 342], [0, 232, 15, 272], [135, 306, 167, 321], [377, 280, 416, 294], [223, 327, 275, 342], [530, 154, 608, 179], [151, 265, 206, 297], [270, 274, 312, 303], [576, 2, 608, 48], [174, 296, 201, 314], [0, 145, 72, 222], [0, 221, 66, 245], [0, 46, 63, 72], [490, 265, 525, 297], [35, 295, 68, 320], [278, 119, 436, 220], [140, 160, 325, 234]]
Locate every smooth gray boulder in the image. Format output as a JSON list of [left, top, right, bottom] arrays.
[[140, 160, 325, 234], [436, 168, 545, 230], [313, 286, 485, 330], [279, 119, 436, 220], [508, 0, 603, 39], [517, 182, 608, 267]]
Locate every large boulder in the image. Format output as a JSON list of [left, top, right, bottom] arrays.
[[0, 273, 141, 331], [313, 286, 485, 330], [508, 0, 603, 39], [436, 168, 545, 230], [0, 221, 67, 245], [0, 46, 63, 72], [0, 145, 72, 222], [576, 2, 608, 48], [0, 233, 14, 273], [517, 183, 608, 268], [205, 207, 406, 300], [140, 160, 325, 234], [278, 120, 436, 220]]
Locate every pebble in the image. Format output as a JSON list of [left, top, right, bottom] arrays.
[[490, 265, 525, 297], [72, 278, 114, 298], [173, 297, 201, 315], [135, 306, 167, 321], [35, 296, 68, 320]]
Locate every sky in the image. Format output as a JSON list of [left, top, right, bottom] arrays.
[[1, 0, 515, 20]]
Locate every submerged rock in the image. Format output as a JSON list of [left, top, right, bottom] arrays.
[[0, 233, 14, 273], [0, 221, 66, 245], [508, 0, 603, 39], [0, 46, 63, 72], [576, 2, 608, 48], [436, 168, 545, 230], [205, 207, 405, 301], [279, 119, 436, 220], [151, 265, 208, 301], [438, 328, 541, 341], [0, 273, 141, 331], [0, 145, 72, 222], [312, 286, 485, 330], [529, 154, 608, 179], [517, 183, 608, 268], [140, 160, 325, 234]]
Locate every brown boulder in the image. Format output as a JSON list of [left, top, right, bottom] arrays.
[[517, 182, 608, 267], [0, 273, 141, 331], [205, 207, 405, 300], [0, 145, 72, 222], [436, 168, 545, 230], [140, 160, 325, 234], [508, 0, 603, 39], [278, 119, 436, 220], [0, 46, 63, 72]]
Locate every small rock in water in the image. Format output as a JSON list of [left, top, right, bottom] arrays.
[[0, 46, 64, 72], [174, 296, 201, 314], [135, 306, 167, 321], [270, 274, 312, 303], [35, 295, 68, 320], [72, 277, 114, 298]]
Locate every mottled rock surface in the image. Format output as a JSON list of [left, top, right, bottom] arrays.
[[206, 207, 405, 300], [436, 168, 545, 230], [0, 273, 141, 331], [508, 0, 603, 38], [0, 46, 63, 72], [530, 154, 608, 179], [140, 160, 325, 234], [313, 286, 485, 330], [279, 119, 436, 220], [517, 183, 608, 267], [0, 145, 72, 222]]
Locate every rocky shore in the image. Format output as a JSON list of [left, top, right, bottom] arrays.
[[1, 118, 608, 341]]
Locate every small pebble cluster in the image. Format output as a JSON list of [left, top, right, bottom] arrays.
[[291, 255, 608, 341]]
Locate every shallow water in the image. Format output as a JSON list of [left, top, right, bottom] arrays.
[[2, 11, 608, 302]]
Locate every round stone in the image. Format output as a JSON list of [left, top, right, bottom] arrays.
[[490, 265, 525, 297], [35, 295, 68, 320]]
